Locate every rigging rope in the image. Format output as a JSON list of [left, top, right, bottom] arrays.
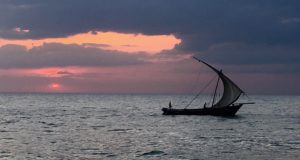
[[187, 63, 204, 94], [243, 92, 254, 102], [184, 75, 217, 109]]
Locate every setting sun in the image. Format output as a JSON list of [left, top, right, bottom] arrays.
[[50, 83, 61, 89]]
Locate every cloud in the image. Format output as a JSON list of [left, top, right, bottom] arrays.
[[0, 1, 298, 43], [197, 43, 300, 65], [57, 70, 73, 75], [56, 70, 74, 78], [14, 27, 30, 33], [0, 43, 148, 68], [280, 17, 300, 24], [0, 0, 299, 66]]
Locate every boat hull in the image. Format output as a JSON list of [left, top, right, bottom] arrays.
[[162, 104, 243, 116]]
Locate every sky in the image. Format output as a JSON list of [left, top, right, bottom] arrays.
[[0, 0, 299, 94]]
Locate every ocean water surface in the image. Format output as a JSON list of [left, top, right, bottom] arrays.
[[0, 94, 299, 159]]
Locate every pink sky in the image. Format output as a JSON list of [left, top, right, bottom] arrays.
[[0, 30, 299, 94], [0, 31, 195, 93]]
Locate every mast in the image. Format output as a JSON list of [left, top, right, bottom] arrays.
[[211, 76, 220, 107]]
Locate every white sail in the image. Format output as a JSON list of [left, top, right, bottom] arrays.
[[213, 72, 243, 108], [193, 57, 244, 108]]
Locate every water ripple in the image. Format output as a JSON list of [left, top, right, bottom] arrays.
[[0, 94, 299, 159]]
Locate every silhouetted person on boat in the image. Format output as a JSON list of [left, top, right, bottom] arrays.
[[169, 101, 173, 109], [203, 102, 207, 109]]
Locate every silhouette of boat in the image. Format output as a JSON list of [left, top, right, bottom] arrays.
[[162, 56, 253, 116]]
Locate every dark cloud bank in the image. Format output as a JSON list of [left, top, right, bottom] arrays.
[[0, 43, 147, 68], [0, 0, 299, 68]]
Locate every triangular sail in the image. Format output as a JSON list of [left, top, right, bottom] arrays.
[[213, 72, 243, 108], [193, 57, 244, 108]]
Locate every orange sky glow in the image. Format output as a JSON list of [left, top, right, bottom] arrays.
[[0, 31, 181, 54], [0, 30, 187, 93]]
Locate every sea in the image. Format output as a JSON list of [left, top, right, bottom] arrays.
[[0, 93, 299, 160]]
